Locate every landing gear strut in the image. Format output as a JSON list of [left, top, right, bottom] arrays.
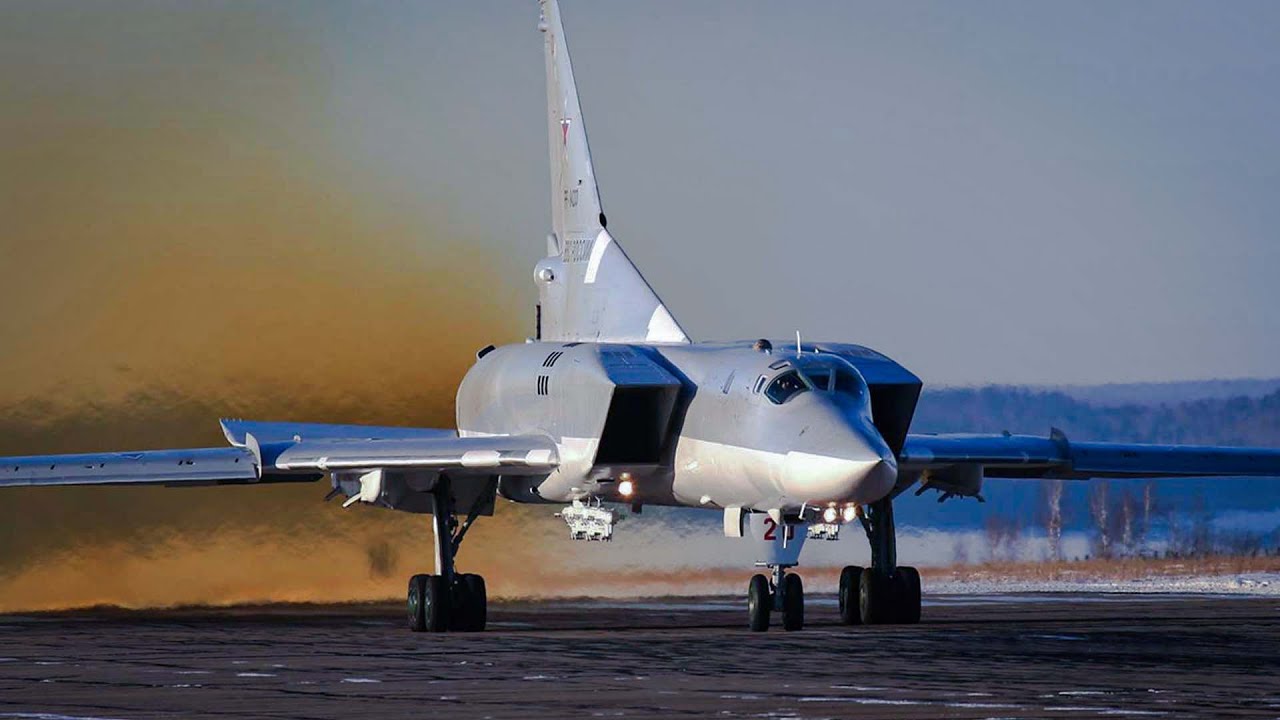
[[747, 563, 805, 632], [407, 476, 488, 633], [838, 498, 921, 625]]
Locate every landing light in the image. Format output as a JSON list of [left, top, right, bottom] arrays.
[[618, 478, 635, 498], [842, 505, 858, 523], [821, 506, 838, 524]]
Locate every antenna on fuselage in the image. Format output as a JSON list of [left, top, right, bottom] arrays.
[[795, 331, 802, 356]]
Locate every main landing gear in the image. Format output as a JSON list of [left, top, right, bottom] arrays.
[[837, 498, 922, 625], [747, 563, 805, 632], [407, 476, 488, 633]]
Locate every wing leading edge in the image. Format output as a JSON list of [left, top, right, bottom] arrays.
[[0, 447, 265, 488], [0, 419, 558, 489], [901, 429, 1280, 479]]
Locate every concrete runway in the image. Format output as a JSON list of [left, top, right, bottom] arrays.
[[2, 594, 1278, 719]]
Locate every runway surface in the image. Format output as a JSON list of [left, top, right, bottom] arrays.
[[2, 593, 1278, 719]]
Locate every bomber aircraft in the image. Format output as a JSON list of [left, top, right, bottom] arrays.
[[5, 0, 1280, 632]]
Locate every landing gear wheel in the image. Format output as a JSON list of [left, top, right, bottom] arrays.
[[465, 573, 488, 632], [408, 574, 430, 632], [859, 570, 892, 625], [451, 573, 488, 632], [838, 566, 864, 625], [747, 574, 771, 632], [411, 574, 448, 632], [781, 573, 804, 631], [894, 566, 922, 625]]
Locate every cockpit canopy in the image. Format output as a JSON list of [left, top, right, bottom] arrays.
[[758, 355, 870, 406]]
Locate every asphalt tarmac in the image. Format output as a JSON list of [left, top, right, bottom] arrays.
[[1, 593, 1278, 719]]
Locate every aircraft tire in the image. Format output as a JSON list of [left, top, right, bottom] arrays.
[[838, 566, 864, 625], [781, 573, 804, 631], [408, 574, 431, 632], [420, 574, 449, 632], [895, 567, 922, 624], [858, 569, 892, 625], [449, 575, 471, 631], [452, 573, 487, 632], [747, 574, 771, 632]]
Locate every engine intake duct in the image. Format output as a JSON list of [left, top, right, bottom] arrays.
[[596, 385, 680, 465]]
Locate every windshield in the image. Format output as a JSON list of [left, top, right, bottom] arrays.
[[805, 369, 832, 391], [791, 355, 869, 399], [834, 368, 867, 399], [765, 371, 809, 404], [760, 357, 870, 404]]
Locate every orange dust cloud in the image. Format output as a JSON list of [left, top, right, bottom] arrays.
[[0, 2, 557, 611]]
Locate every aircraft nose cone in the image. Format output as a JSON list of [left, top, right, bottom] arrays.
[[781, 427, 898, 504]]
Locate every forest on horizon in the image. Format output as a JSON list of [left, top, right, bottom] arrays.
[[912, 384, 1280, 446]]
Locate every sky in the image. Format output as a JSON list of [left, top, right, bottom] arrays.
[[325, 0, 1280, 386], [0, 0, 1277, 610], [4, 1, 1279, 391]]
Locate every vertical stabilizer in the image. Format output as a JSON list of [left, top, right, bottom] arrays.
[[534, 0, 689, 344]]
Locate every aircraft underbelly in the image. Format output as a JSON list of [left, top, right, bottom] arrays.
[[671, 436, 788, 510]]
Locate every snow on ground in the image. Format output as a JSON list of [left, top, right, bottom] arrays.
[[926, 572, 1280, 596]]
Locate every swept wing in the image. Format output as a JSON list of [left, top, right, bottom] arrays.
[[0, 419, 558, 489], [902, 429, 1280, 482]]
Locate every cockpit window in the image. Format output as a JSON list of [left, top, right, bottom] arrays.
[[835, 368, 867, 398], [765, 371, 809, 404], [805, 369, 832, 391]]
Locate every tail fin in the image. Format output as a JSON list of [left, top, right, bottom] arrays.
[[533, 0, 689, 344]]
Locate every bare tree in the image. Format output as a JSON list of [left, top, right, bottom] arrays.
[[952, 535, 970, 567], [1169, 494, 1214, 557], [1141, 481, 1154, 554], [984, 513, 1023, 563], [1045, 479, 1064, 562], [1120, 490, 1135, 555], [1089, 480, 1112, 559], [1189, 494, 1213, 557], [1165, 506, 1180, 558]]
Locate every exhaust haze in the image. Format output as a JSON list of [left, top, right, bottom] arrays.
[[0, 1, 548, 611]]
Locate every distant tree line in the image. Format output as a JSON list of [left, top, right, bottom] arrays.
[[969, 476, 1280, 564], [916, 387, 1280, 562], [912, 386, 1280, 446]]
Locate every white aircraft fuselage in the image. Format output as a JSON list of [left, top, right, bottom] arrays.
[[457, 341, 904, 513]]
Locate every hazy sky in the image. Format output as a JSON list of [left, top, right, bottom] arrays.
[[5, 0, 1280, 386]]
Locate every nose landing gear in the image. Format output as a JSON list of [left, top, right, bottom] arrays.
[[738, 500, 920, 630], [747, 563, 805, 632], [747, 574, 770, 631]]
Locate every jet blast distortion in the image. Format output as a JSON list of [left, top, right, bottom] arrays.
[[5, 0, 1280, 632]]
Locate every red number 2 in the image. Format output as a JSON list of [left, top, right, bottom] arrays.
[[762, 518, 794, 541]]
